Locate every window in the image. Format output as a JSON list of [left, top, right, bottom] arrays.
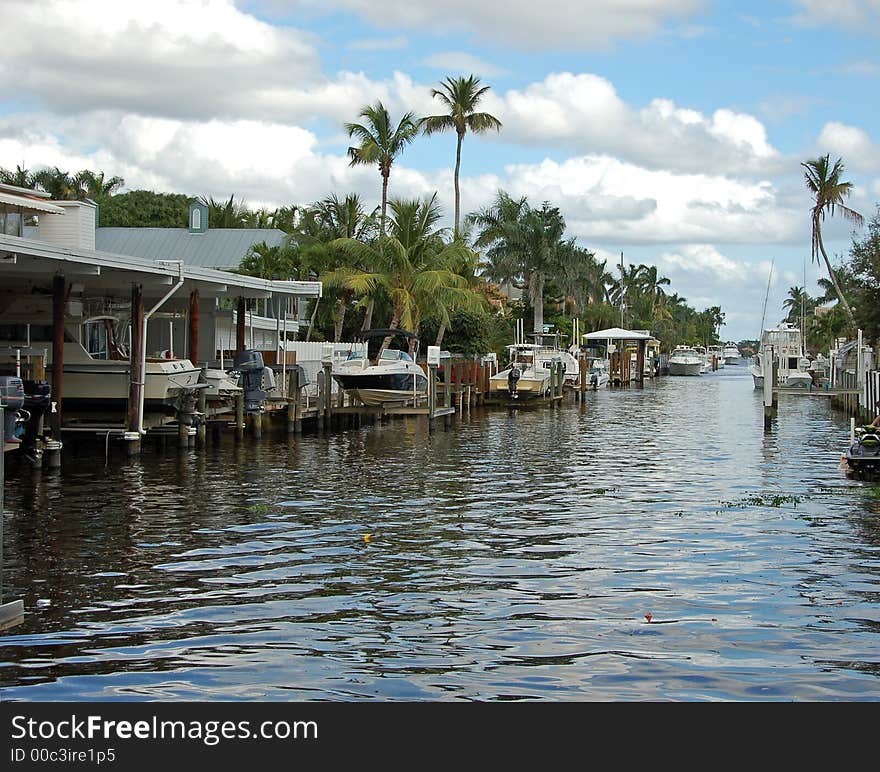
[[0, 210, 23, 236], [191, 208, 201, 230]]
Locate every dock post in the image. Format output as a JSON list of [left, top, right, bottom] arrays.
[[0, 406, 25, 631], [322, 362, 333, 430], [428, 363, 437, 432], [287, 367, 299, 434], [250, 410, 262, 441], [579, 356, 587, 401], [762, 346, 774, 429], [235, 392, 245, 440], [197, 381, 207, 446]]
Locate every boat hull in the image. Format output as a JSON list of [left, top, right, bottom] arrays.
[[56, 360, 202, 407], [333, 371, 428, 406], [667, 362, 702, 376]]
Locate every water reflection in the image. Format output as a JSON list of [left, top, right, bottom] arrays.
[[2, 368, 880, 700]]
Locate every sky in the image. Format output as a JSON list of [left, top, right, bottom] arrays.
[[1, 0, 878, 342]]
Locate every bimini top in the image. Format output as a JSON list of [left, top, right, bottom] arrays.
[[582, 327, 652, 341], [355, 328, 419, 341]]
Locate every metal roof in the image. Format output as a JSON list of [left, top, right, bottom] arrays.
[[95, 227, 289, 270], [0, 232, 320, 302], [0, 191, 66, 214]]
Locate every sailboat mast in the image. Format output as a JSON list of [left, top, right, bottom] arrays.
[[619, 251, 625, 328]]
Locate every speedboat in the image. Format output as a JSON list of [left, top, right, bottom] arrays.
[[585, 356, 610, 389], [488, 343, 555, 399], [331, 328, 428, 406], [532, 332, 580, 387], [667, 345, 703, 376]]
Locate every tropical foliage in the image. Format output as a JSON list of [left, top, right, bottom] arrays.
[[2, 72, 748, 356]]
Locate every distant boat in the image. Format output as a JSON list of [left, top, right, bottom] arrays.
[[706, 344, 725, 370], [667, 345, 703, 376], [749, 323, 812, 389], [722, 343, 741, 365]]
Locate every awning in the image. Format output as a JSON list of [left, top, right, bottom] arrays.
[[582, 327, 652, 341], [0, 191, 66, 215]]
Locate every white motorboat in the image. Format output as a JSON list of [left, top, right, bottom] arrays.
[[722, 343, 741, 365], [585, 356, 610, 389], [0, 296, 201, 408], [532, 332, 580, 387], [331, 328, 428, 406], [488, 343, 558, 399], [749, 323, 813, 389], [667, 345, 703, 376], [203, 368, 242, 400]]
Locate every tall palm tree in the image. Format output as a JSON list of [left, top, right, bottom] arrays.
[[420, 75, 503, 238], [802, 154, 864, 334], [346, 101, 420, 237]]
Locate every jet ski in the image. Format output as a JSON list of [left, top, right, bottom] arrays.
[[844, 424, 880, 478]]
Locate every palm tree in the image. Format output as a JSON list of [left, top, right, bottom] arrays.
[[74, 170, 125, 198], [471, 194, 573, 335], [0, 165, 35, 188], [420, 75, 503, 238], [326, 193, 478, 356], [802, 154, 864, 334], [311, 193, 378, 341], [205, 194, 250, 228], [346, 101, 420, 237]]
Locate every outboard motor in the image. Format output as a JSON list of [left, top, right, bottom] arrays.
[[507, 365, 521, 398], [0, 375, 26, 443], [21, 379, 51, 461], [232, 350, 267, 412]]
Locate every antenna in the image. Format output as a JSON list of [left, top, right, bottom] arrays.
[[758, 258, 774, 345]]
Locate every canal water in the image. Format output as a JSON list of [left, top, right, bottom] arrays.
[[2, 366, 879, 701]]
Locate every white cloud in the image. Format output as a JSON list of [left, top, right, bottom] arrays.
[[348, 36, 408, 51], [833, 60, 880, 77], [495, 154, 796, 245], [0, 0, 320, 120], [816, 122, 880, 173], [287, 0, 704, 50], [792, 0, 880, 28], [488, 73, 781, 175], [421, 52, 507, 78]]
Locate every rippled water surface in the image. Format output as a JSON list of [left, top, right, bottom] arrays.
[[2, 367, 880, 701]]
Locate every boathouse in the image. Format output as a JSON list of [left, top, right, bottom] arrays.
[[0, 182, 321, 455]]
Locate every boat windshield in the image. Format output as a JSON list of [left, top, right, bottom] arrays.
[[379, 349, 412, 362]]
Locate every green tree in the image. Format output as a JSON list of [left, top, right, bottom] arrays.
[[346, 101, 420, 236], [97, 190, 191, 227], [326, 193, 478, 355], [470, 192, 574, 336], [420, 75, 503, 238], [205, 194, 250, 228], [802, 154, 864, 334]]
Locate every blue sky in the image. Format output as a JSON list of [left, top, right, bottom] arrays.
[[1, 0, 878, 341]]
